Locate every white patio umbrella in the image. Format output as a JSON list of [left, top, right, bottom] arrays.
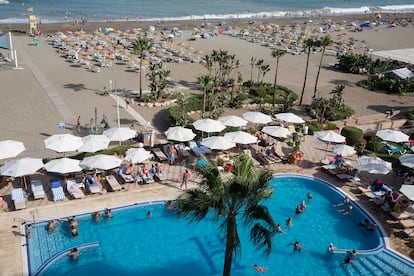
[[125, 148, 153, 163], [193, 119, 226, 133], [400, 185, 414, 201], [357, 156, 392, 175], [242, 111, 273, 124], [165, 126, 196, 142], [314, 131, 346, 159], [376, 129, 409, 143], [103, 127, 137, 142], [274, 112, 305, 124], [332, 144, 356, 157], [78, 135, 111, 153], [0, 157, 44, 177], [44, 158, 82, 174], [399, 154, 414, 169], [218, 115, 248, 127], [262, 126, 291, 139], [0, 140, 25, 160], [224, 131, 258, 145], [44, 134, 83, 153], [80, 154, 122, 170], [201, 136, 236, 150]]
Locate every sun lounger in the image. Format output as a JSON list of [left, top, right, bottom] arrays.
[[84, 175, 101, 194], [11, 188, 26, 210], [66, 179, 85, 199], [400, 219, 414, 229], [119, 164, 135, 183], [152, 147, 168, 162], [105, 175, 122, 191], [189, 141, 212, 156], [143, 176, 155, 184], [30, 180, 45, 200], [50, 179, 66, 201], [381, 141, 407, 155], [391, 211, 414, 220]]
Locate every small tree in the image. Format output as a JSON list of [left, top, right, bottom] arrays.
[[146, 61, 171, 99], [198, 74, 214, 118], [132, 38, 151, 98], [271, 49, 286, 113]]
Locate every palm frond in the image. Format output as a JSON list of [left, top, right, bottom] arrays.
[[243, 205, 276, 230], [250, 223, 274, 256]]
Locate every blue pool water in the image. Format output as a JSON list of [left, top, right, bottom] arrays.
[[27, 175, 414, 275]]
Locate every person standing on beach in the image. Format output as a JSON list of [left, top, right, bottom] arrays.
[[181, 169, 191, 190], [76, 116, 81, 133]]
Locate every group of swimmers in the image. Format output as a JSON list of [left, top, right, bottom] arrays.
[[335, 196, 353, 215], [93, 208, 113, 222]]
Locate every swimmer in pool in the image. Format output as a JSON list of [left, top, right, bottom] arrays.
[[253, 264, 266, 272]]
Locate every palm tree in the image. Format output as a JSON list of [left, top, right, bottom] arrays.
[[132, 38, 151, 98], [313, 36, 333, 98], [177, 155, 276, 276], [271, 49, 286, 113], [299, 38, 315, 106], [198, 74, 214, 118], [250, 57, 257, 82]]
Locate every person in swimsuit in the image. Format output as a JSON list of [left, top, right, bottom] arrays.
[[181, 170, 191, 190], [253, 264, 266, 273]]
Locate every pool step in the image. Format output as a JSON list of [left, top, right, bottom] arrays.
[[375, 250, 413, 275], [357, 257, 386, 275]]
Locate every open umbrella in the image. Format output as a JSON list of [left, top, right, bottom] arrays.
[[262, 126, 291, 139], [165, 126, 196, 142], [80, 154, 122, 170], [125, 148, 153, 163], [193, 119, 226, 133], [399, 154, 414, 169], [400, 185, 414, 201], [0, 157, 44, 177], [103, 127, 137, 142], [78, 135, 110, 153], [332, 144, 356, 157], [376, 129, 409, 143], [357, 156, 392, 175], [274, 113, 305, 124], [201, 136, 236, 150], [315, 131, 346, 159], [44, 158, 82, 174], [242, 111, 272, 124], [224, 131, 258, 145], [218, 116, 248, 127], [44, 134, 83, 153], [0, 140, 25, 159]]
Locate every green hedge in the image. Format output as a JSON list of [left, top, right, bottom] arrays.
[[341, 126, 363, 146]]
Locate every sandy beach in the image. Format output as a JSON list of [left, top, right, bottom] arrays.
[[0, 14, 414, 274]]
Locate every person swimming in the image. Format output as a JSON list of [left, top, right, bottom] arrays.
[[289, 241, 304, 252], [253, 264, 266, 273], [286, 217, 293, 228]]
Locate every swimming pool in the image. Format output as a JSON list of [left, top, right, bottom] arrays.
[[26, 174, 414, 275]]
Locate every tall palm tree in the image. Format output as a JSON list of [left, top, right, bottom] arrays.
[[299, 38, 315, 106], [198, 74, 214, 118], [313, 36, 333, 98], [271, 49, 286, 113], [177, 155, 276, 276], [132, 38, 151, 98], [250, 57, 257, 82]]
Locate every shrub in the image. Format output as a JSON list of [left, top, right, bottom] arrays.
[[308, 122, 338, 135], [187, 95, 203, 111], [326, 105, 355, 121], [341, 126, 363, 146], [366, 140, 383, 153]]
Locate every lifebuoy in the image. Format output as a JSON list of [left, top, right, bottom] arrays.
[[294, 151, 303, 161]]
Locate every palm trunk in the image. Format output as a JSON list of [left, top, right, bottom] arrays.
[[272, 59, 279, 113], [202, 87, 206, 118], [139, 55, 143, 98], [223, 215, 236, 276], [313, 47, 326, 99], [299, 49, 311, 106]]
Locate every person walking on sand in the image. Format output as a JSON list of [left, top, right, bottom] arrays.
[[181, 169, 191, 190], [76, 116, 81, 133]]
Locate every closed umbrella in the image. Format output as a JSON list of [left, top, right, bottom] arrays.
[[125, 148, 153, 163], [262, 126, 291, 139], [165, 126, 196, 142], [0, 157, 44, 177], [80, 154, 122, 170], [103, 127, 137, 142], [399, 154, 414, 169], [193, 119, 226, 133], [0, 140, 25, 160], [44, 158, 82, 174], [376, 129, 409, 143], [242, 111, 272, 124], [224, 131, 258, 145], [400, 185, 414, 201], [44, 134, 83, 153], [357, 156, 392, 175], [78, 135, 110, 153], [201, 136, 236, 150], [274, 112, 305, 124], [332, 144, 356, 157], [218, 116, 248, 127]]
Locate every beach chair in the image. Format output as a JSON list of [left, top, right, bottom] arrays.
[[105, 175, 122, 191], [152, 147, 168, 162], [119, 164, 135, 183], [66, 179, 85, 199], [30, 179, 45, 200], [50, 179, 66, 201], [381, 141, 407, 155], [11, 188, 26, 210], [84, 175, 101, 194]]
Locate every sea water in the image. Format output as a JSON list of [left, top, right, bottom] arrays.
[[1, 0, 414, 24]]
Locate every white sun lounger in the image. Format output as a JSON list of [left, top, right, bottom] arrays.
[[50, 179, 66, 201], [105, 175, 122, 191], [84, 175, 101, 194], [11, 188, 26, 210], [30, 180, 45, 200], [66, 179, 85, 199]]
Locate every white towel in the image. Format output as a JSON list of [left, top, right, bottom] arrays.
[[12, 188, 24, 201], [52, 187, 65, 201]]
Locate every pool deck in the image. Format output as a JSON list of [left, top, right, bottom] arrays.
[[1, 134, 413, 275]]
